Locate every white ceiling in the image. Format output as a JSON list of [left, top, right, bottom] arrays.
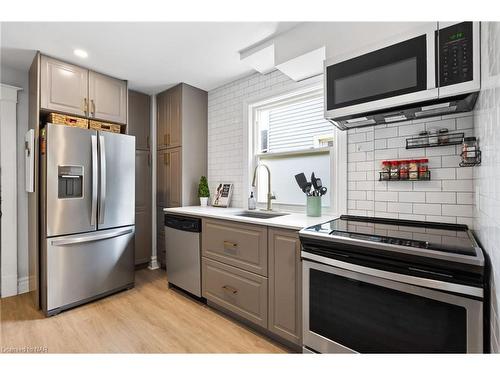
[[0, 22, 300, 94]]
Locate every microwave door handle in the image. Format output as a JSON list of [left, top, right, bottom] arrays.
[[98, 134, 106, 224], [91, 135, 98, 227]]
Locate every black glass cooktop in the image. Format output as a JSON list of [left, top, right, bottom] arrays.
[[304, 215, 477, 256]]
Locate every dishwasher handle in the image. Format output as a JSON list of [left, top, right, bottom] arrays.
[[164, 214, 202, 233]]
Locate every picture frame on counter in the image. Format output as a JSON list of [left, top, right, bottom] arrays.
[[212, 183, 234, 207]]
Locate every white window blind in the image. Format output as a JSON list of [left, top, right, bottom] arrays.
[[252, 86, 333, 208], [258, 94, 333, 154]]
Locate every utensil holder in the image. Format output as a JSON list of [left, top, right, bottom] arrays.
[[306, 196, 322, 217]]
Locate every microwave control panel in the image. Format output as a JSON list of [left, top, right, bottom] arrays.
[[437, 22, 473, 87]]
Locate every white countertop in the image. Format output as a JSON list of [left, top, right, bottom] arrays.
[[163, 206, 337, 231]]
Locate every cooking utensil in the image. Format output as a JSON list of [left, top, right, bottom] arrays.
[[311, 172, 319, 191], [319, 187, 327, 196], [295, 173, 308, 191], [303, 182, 312, 196]]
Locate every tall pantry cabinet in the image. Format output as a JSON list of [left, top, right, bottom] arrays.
[[128, 90, 152, 266], [156, 83, 207, 266]]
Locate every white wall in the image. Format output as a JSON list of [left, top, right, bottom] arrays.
[[1, 64, 29, 293], [473, 21, 500, 353], [207, 69, 322, 208], [346, 113, 475, 226]]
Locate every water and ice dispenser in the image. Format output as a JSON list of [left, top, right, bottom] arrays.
[[58, 166, 83, 198]]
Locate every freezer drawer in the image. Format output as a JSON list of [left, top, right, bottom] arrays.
[[42, 226, 135, 315]]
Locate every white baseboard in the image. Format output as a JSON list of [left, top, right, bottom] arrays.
[[17, 276, 30, 294], [148, 256, 160, 270], [1, 274, 18, 297]]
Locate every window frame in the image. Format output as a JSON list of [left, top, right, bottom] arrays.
[[245, 81, 347, 215]]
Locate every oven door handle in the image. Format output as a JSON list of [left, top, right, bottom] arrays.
[[301, 251, 483, 298]]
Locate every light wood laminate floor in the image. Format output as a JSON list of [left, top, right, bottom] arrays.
[[0, 269, 287, 353]]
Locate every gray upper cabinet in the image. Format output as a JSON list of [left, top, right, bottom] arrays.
[[128, 90, 151, 149], [40, 55, 127, 125], [40, 56, 88, 117], [89, 71, 127, 124]]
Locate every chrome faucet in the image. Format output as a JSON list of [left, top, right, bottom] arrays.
[[252, 163, 276, 211]]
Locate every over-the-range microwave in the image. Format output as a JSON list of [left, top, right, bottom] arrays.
[[325, 22, 480, 130]]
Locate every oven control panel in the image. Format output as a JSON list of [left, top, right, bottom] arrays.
[[438, 22, 473, 87]]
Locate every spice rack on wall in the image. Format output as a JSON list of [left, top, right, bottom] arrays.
[[405, 132, 465, 149], [379, 159, 430, 182]]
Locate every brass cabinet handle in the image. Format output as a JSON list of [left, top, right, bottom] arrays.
[[166, 153, 170, 165], [166, 133, 170, 145], [83, 98, 88, 116], [223, 241, 238, 250], [222, 285, 238, 294], [146, 135, 150, 149], [91, 99, 96, 117], [163, 134, 168, 145]]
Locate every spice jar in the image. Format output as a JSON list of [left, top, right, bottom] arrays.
[[390, 161, 399, 180], [409, 159, 419, 180], [462, 137, 478, 163], [418, 159, 429, 179], [418, 130, 429, 147], [399, 160, 409, 180], [429, 129, 439, 146], [380, 161, 390, 180], [438, 128, 449, 145]]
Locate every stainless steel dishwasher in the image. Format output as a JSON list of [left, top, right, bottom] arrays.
[[164, 214, 202, 297]]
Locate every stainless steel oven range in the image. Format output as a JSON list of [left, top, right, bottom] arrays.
[[299, 215, 486, 354]]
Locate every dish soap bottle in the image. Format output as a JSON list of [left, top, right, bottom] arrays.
[[248, 192, 256, 210]]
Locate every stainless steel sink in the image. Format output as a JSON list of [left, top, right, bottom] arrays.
[[235, 210, 289, 219]]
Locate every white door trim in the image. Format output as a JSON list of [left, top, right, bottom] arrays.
[[1, 83, 22, 297]]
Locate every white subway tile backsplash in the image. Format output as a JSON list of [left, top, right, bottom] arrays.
[[374, 191, 398, 202], [457, 192, 473, 205], [387, 202, 413, 214], [425, 192, 456, 204], [398, 192, 426, 203], [431, 168, 456, 180], [442, 204, 474, 217], [413, 203, 442, 216], [443, 179, 473, 192], [375, 127, 398, 139]]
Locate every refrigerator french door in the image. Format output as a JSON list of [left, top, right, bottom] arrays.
[[41, 123, 135, 315]]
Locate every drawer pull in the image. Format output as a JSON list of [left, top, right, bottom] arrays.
[[223, 241, 238, 250], [222, 285, 238, 294]]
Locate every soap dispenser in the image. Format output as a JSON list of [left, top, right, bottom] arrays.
[[248, 191, 256, 210]]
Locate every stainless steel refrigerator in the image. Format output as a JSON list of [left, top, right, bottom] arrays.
[[40, 123, 135, 316]]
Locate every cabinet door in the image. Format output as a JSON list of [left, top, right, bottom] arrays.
[[135, 150, 151, 265], [128, 90, 150, 150], [268, 228, 302, 345], [167, 85, 182, 148], [88, 71, 127, 124], [156, 91, 168, 149], [166, 147, 182, 207], [157, 207, 166, 266], [40, 56, 88, 117], [157, 149, 168, 206]]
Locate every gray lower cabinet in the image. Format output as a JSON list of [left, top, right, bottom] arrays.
[[157, 207, 166, 266], [202, 219, 268, 276], [268, 228, 302, 345], [201, 218, 302, 347], [202, 257, 268, 328]]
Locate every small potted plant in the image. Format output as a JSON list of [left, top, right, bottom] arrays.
[[198, 176, 210, 207]]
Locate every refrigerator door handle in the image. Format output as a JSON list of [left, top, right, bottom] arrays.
[[50, 227, 133, 246], [91, 135, 98, 227], [98, 134, 106, 224]]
